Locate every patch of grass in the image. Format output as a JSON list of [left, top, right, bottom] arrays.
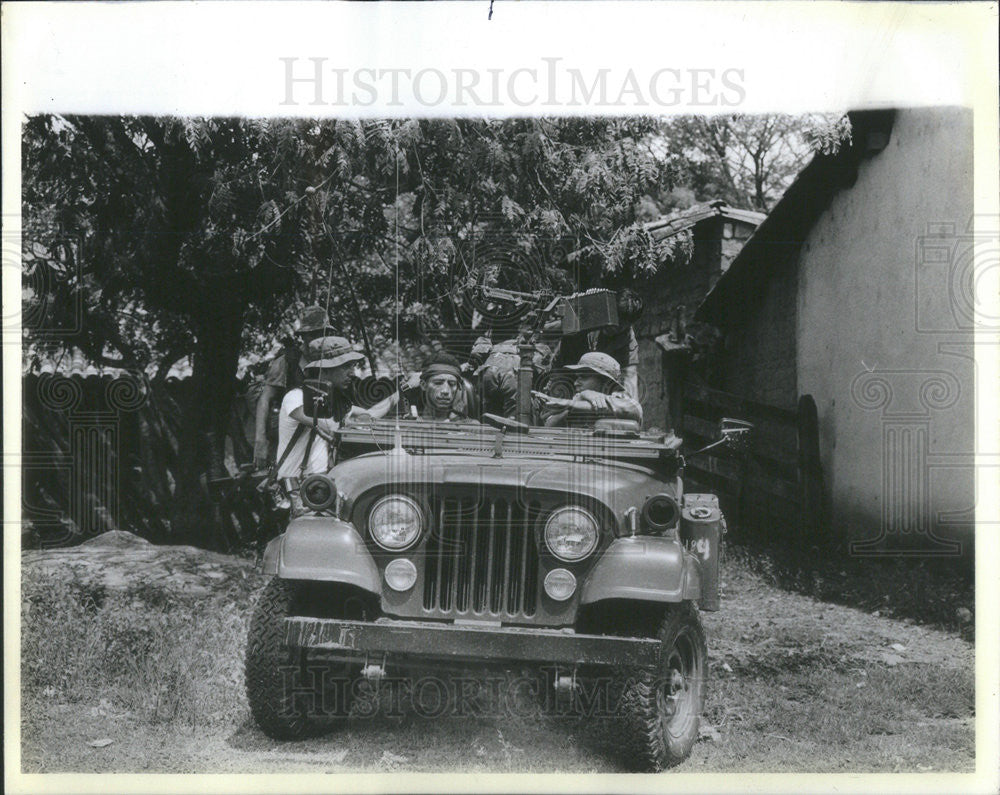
[[20, 548, 974, 773], [726, 542, 974, 641], [699, 655, 974, 771], [21, 576, 254, 729]]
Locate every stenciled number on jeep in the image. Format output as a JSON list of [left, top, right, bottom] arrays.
[[685, 537, 711, 561]]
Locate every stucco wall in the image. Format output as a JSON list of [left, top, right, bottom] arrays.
[[795, 107, 975, 552]]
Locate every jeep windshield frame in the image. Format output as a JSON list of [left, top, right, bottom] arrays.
[[334, 418, 684, 474]]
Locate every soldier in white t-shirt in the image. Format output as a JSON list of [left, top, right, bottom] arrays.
[[274, 337, 366, 513]]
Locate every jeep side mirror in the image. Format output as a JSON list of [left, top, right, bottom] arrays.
[[718, 417, 753, 452], [687, 417, 754, 459]]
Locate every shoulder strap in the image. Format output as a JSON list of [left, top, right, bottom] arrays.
[[298, 424, 319, 478], [268, 423, 307, 483]]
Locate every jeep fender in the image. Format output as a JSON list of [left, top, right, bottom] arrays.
[[262, 516, 380, 595], [579, 536, 701, 605]]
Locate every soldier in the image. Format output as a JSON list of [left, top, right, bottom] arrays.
[[553, 288, 643, 399], [413, 352, 473, 421], [534, 351, 643, 428], [462, 335, 495, 376], [475, 339, 553, 419], [273, 336, 365, 513], [253, 305, 329, 469]]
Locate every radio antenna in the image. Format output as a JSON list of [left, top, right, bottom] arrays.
[[391, 140, 407, 458]]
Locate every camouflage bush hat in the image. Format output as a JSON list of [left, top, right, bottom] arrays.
[[303, 336, 365, 370], [293, 305, 329, 335], [565, 351, 623, 389]]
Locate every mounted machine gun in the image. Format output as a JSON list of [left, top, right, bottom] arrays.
[[471, 286, 621, 425]]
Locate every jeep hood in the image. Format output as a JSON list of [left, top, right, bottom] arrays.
[[330, 451, 679, 532]]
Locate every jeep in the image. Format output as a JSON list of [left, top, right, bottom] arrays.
[[245, 415, 732, 770]]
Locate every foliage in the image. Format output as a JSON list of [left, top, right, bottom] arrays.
[[656, 113, 851, 212], [23, 116, 681, 366], [22, 113, 840, 368]]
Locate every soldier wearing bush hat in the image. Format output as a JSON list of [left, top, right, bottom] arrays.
[[254, 305, 331, 468], [273, 335, 368, 494], [554, 288, 642, 399], [303, 335, 365, 379], [565, 351, 627, 390], [534, 351, 642, 428]]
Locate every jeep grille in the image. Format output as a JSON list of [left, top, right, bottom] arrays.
[[423, 496, 540, 618]]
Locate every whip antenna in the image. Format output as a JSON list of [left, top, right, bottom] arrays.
[[391, 141, 407, 457]]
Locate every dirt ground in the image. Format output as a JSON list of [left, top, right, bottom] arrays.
[[18, 534, 975, 774]]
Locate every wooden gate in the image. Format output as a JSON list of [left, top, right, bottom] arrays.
[[681, 383, 825, 546]]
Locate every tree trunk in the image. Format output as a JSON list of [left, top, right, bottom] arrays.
[[170, 287, 246, 550]]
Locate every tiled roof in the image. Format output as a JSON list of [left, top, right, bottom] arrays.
[[643, 200, 766, 241], [23, 348, 195, 380], [25, 342, 421, 382]]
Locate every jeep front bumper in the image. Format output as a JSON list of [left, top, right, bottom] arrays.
[[284, 617, 661, 668]]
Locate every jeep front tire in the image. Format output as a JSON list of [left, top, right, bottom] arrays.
[[245, 578, 353, 739], [620, 602, 707, 771]]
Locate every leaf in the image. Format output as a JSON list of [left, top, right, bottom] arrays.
[[89, 738, 114, 748], [500, 195, 525, 221]]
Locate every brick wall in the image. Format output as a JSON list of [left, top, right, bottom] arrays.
[[635, 217, 760, 429]]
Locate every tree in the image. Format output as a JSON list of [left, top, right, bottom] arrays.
[[22, 116, 403, 546], [657, 114, 851, 212]]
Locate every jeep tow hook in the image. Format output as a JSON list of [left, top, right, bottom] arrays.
[[553, 667, 579, 698], [361, 653, 388, 684]]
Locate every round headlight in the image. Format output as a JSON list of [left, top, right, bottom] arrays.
[[369, 495, 424, 551], [384, 558, 418, 591], [544, 568, 577, 601], [544, 506, 600, 562], [300, 474, 336, 511]]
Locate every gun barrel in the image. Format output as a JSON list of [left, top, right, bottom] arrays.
[[478, 286, 546, 302]]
